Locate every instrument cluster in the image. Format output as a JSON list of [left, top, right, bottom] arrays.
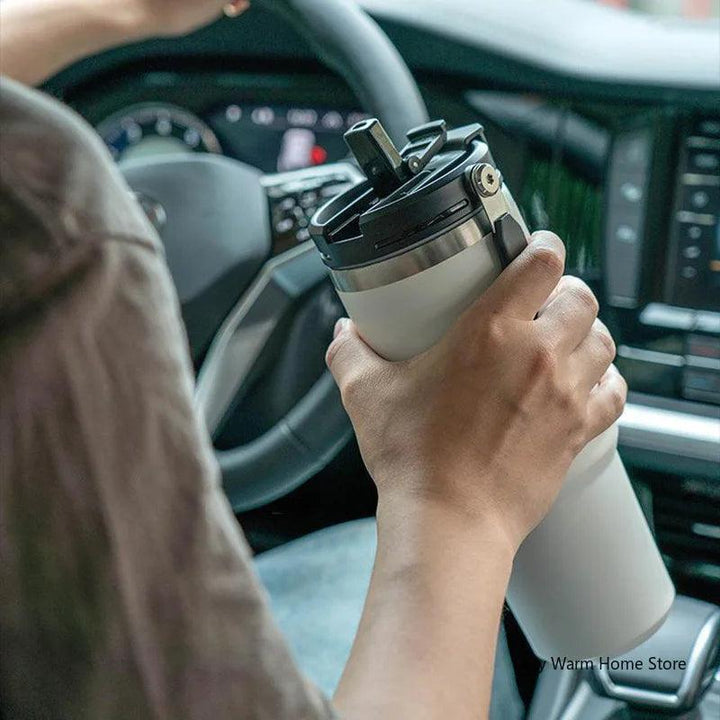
[[96, 101, 367, 174]]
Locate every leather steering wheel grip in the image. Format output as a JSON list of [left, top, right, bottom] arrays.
[[219, 371, 355, 510], [253, 0, 429, 145]]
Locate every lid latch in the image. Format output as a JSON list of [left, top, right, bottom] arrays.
[[344, 118, 449, 198]]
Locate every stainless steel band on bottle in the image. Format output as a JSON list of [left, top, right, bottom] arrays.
[[331, 214, 493, 292]]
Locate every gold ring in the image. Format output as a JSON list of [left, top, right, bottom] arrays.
[[223, 2, 245, 18]]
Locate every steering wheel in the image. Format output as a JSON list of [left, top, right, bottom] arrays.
[[120, 0, 428, 511]]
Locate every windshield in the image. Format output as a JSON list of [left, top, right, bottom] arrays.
[[592, 0, 719, 18]]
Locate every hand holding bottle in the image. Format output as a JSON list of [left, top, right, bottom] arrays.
[[327, 231, 625, 551]]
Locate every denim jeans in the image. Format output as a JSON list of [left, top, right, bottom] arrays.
[[257, 517, 525, 719]]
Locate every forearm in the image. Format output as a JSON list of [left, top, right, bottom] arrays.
[[334, 496, 514, 720], [0, 0, 146, 86]]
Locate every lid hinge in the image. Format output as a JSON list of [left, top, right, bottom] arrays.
[[467, 162, 529, 267]]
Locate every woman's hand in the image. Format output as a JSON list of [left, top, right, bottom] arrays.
[[126, 0, 250, 38], [326, 231, 627, 552], [0, 0, 250, 86]]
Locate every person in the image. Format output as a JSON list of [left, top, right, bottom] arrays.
[[0, 1, 626, 719]]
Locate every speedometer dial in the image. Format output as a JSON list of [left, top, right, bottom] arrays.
[[96, 103, 222, 162]]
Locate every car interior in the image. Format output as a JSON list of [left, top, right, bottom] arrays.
[[38, 0, 720, 717]]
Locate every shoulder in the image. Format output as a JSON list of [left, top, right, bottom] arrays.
[[0, 76, 156, 242], [0, 77, 159, 321]]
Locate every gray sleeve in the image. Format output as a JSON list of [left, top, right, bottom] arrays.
[[0, 77, 336, 720]]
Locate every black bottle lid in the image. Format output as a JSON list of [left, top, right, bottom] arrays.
[[310, 118, 497, 270]]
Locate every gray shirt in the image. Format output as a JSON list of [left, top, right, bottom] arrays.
[[0, 76, 336, 720]]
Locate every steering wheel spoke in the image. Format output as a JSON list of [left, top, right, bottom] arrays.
[[196, 240, 330, 437], [262, 162, 364, 255]]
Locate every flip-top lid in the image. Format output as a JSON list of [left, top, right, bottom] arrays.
[[310, 119, 496, 270]]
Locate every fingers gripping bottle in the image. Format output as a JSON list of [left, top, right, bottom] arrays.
[[310, 119, 674, 660]]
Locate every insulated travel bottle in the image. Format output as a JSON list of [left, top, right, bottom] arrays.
[[310, 118, 675, 660]]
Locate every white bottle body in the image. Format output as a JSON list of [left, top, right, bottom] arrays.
[[507, 424, 674, 659], [337, 228, 674, 660]]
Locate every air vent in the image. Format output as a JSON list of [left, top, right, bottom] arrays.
[[650, 472, 720, 602]]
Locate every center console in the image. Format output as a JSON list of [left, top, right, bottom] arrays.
[[527, 595, 720, 719], [601, 114, 720, 607], [606, 114, 720, 408]]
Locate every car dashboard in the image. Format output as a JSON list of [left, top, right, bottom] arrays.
[[44, 1, 720, 608], [95, 98, 366, 173]]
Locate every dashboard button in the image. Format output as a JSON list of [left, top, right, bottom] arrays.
[[274, 217, 294, 234], [640, 303, 696, 331], [695, 118, 720, 138], [696, 312, 720, 335], [687, 136, 720, 151], [321, 111, 344, 130], [691, 191, 709, 210], [681, 183, 720, 215], [676, 210, 717, 226], [300, 191, 319, 208], [225, 105, 242, 123], [251, 107, 275, 126], [279, 197, 297, 212], [615, 224, 638, 243], [688, 150, 720, 174], [685, 224, 704, 241], [620, 181, 643, 204]]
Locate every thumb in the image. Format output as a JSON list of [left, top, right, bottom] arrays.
[[326, 318, 384, 398]]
